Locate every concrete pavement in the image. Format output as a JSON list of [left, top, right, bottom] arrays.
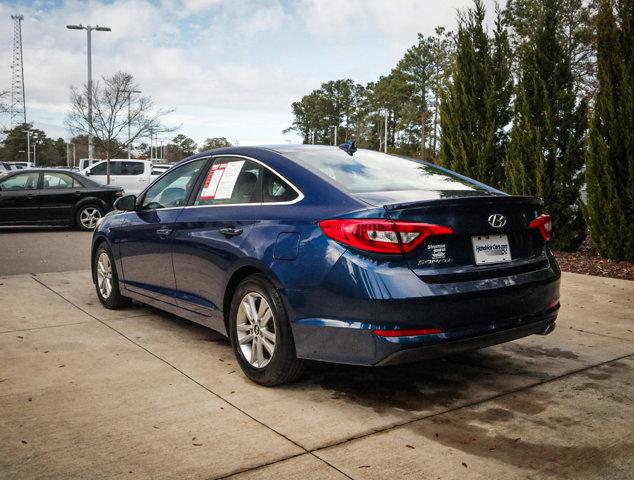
[[0, 271, 632, 479], [0, 228, 92, 275]]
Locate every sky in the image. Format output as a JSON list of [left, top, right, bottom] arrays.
[[0, 0, 502, 147]]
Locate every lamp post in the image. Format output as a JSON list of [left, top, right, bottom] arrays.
[[66, 24, 111, 161], [123, 89, 141, 158], [26, 130, 30, 164], [328, 125, 338, 146]]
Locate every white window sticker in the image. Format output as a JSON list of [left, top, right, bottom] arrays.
[[199, 162, 227, 200], [214, 161, 245, 200]]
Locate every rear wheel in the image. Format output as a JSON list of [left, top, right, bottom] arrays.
[[93, 243, 131, 309], [229, 274, 305, 386], [76, 204, 104, 231]]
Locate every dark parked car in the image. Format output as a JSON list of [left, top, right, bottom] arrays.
[[0, 169, 123, 230], [91, 145, 560, 385]]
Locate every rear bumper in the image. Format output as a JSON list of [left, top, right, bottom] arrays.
[[293, 307, 559, 366], [377, 314, 557, 366]]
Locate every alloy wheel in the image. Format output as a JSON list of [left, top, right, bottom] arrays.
[[236, 292, 276, 368], [80, 207, 102, 229], [96, 252, 113, 299]]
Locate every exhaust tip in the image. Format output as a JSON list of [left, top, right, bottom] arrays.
[[539, 322, 556, 336]]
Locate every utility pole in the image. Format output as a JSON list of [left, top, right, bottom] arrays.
[[329, 125, 338, 145], [10, 14, 26, 127], [384, 110, 388, 153], [26, 130, 30, 164], [66, 23, 111, 161], [124, 89, 141, 158]]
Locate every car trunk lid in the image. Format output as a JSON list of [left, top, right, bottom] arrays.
[[353, 191, 548, 282]]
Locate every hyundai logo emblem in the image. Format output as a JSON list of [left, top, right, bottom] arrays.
[[488, 214, 507, 228]]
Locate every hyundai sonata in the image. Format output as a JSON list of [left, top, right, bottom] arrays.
[[91, 144, 560, 385]]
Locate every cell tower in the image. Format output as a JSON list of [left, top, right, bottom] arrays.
[[9, 14, 26, 126]]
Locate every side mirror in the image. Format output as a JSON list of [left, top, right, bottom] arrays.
[[85, 171, 91, 177], [114, 194, 137, 211]]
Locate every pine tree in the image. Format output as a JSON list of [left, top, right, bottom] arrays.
[[585, 0, 634, 261], [506, 0, 588, 251], [440, 0, 510, 188]]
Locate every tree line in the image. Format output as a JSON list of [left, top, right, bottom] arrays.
[[285, 0, 633, 261]]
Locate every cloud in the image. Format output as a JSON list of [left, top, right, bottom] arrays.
[[0, 0, 503, 145]]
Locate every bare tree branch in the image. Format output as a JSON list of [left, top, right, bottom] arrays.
[[65, 72, 176, 181]]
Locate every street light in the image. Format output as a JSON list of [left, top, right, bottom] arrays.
[[328, 125, 338, 146], [66, 142, 76, 167], [66, 23, 111, 161], [123, 89, 141, 158]]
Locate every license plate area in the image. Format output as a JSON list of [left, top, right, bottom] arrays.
[[471, 234, 511, 265]]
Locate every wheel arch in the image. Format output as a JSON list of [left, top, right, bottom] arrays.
[[222, 263, 285, 333], [73, 197, 108, 221], [91, 235, 109, 285]]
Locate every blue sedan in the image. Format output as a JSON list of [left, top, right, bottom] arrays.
[[91, 144, 560, 385]]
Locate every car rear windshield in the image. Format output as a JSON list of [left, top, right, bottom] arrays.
[[283, 147, 485, 193]]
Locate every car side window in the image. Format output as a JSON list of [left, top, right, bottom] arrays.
[[42, 173, 76, 189], [119, 162, 144, 176], [90, 162, 108, 175], [194, 158, 261, 206], [262, 168, 299, 203], [0, 172, 39, 191], [141, 158, 207, 210]]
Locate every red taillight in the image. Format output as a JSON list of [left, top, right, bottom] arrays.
[[530, 214, 552, 241], [319, 219, 454, 254], [373, 328, 442, 337]]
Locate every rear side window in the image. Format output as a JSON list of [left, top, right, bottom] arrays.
[[262, 168, 299, 203], [194, 158, 260, 206], [0, 172, 39, 191], [284, 148, 485, 193], [43, 173, 79, 189], [119, 162, 144, 175]]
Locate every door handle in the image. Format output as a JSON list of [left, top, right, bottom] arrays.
[[26, 193, 34, 199], [219, 227, 243, 237], [156, 228, 173, 238]]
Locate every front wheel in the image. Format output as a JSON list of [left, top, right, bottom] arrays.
[[93, 243, 131, 309], [229, 274, 305, 386], [76, 204, 104, 231]]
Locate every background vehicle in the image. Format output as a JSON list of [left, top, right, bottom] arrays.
[[80, 159, 152, 195], [10, 162, 34, 169], [1, 162, 16, 175], [91, 145, 560, 385], [151, 164, 172, 178], [78, 158, 101, 171], [0, 169, 123, 230]]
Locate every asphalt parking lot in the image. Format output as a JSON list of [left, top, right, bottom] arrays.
[[0, 232, 633, 479]]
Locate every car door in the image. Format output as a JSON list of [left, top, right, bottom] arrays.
[[118, 161, 149, 195], [0, 171, 41, 224], [117, 158, 208, 305], [171, 156, 262, 328], [39, 172, 82, 221], [84, 161, 113, 186]]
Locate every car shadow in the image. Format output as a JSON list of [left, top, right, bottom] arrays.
[[0, 226, 78, 234]]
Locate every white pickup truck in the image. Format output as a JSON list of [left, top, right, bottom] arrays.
[[80, 159, 153, 195]]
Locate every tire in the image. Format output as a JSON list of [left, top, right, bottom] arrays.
[[76, 204, 104, 231], [93, 242, 131, 309], [229, 274, 305, 386]]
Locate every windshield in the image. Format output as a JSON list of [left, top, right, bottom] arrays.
[[282, 147, 486, 193]]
